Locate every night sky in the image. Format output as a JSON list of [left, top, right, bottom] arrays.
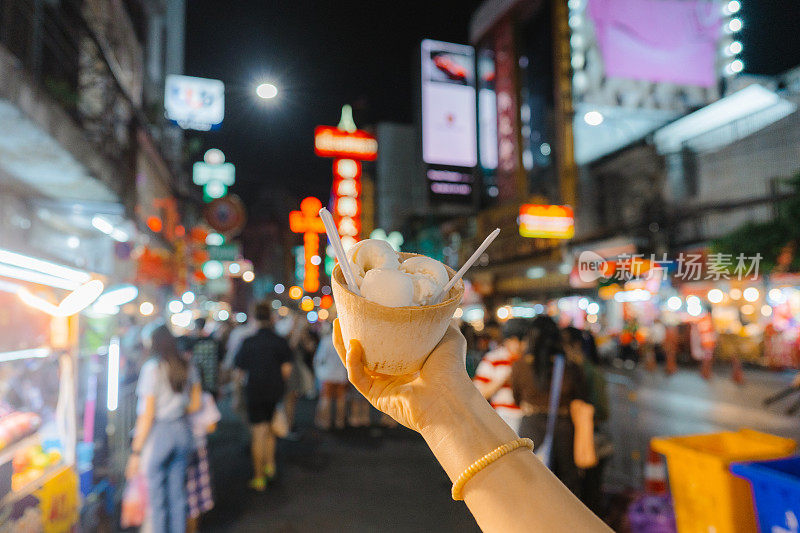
[[184, 0, 800, 222], [184, 0, 482, 217]]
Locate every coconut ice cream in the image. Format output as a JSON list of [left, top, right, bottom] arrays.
[[333, 245, 463, 375]]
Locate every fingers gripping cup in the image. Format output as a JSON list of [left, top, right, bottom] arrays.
[[332, 253, 464, 375]]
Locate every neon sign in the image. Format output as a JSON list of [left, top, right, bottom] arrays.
[[316, 106, 377, 248], [314, 127, 377, 161], [290, 197, 326, 293], [518, 204, 575, 239]]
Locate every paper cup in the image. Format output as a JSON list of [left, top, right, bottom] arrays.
[[332, 252, 464, 375]]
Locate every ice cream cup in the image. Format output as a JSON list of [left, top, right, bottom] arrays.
[[332, 252, 464, 375]]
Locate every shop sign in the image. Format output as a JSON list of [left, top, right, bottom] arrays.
[[208, 243, 239, 262], [37, 467, 79, 533], [314, 126, 377, 161], [519, 204, 575, 239], [494, 19, 523, 201], [192, 162, 235, 186], [289, 197, 325, 293], [165, 75, 225, 131], [204, 195, 246, 235]]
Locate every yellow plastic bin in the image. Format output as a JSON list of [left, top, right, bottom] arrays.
[[651, 429, 796, 533]]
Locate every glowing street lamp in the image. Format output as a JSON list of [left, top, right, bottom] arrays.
[[256, 83, 278, 99]]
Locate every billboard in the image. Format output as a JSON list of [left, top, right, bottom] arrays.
[[587, 0, 721, 88], [420, 39, 477, 168], [165, 75, 225, 131]]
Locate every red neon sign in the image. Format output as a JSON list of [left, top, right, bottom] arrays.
[[290, 196, 325, 292], [314, 126, 378, 161]]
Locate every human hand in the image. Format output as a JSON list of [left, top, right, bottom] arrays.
[[332, 318, 471, 433], [125, 454, 140, 480]]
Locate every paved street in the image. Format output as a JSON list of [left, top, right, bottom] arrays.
[[199, 366, 799, 531], [203, 399, 479, 533], [603, 364, 800, 488]]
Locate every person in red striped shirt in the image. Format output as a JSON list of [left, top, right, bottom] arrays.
[[473, 319, 529, 434]]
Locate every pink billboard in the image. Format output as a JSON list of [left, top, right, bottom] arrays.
[[588, 0, 721, 87]]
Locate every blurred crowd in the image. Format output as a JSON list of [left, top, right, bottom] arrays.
[[120, 303, 619, 532]]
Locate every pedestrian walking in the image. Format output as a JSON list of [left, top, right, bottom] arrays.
[[313, 321, 348, 430], [233, 301, 293, 491], [126, 325, 201, 533], [511, 316, 589, 496], [285, 319, 318, 431], [185, 318, 221, 399], [221, 309, 259, 421], [186, 392, 220, 533], [473, 318, 529, 434], [563, 326, 612, 514]]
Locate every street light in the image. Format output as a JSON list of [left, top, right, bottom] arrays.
[[256, 83, 278, 99]]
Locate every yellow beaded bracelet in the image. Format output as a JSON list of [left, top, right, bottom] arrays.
[[451, 437, 534, 500]]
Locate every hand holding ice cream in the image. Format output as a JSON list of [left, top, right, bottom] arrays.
[[320, 206, 498, 375]]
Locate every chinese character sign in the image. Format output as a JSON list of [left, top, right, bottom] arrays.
[[315, 109, 377, 250], [289, 197, 326, 293]]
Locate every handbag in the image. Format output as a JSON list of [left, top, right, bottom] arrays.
[[535, 355, 565, 468], [120, 474, 147, 529]]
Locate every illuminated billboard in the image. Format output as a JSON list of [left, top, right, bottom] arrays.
[[519, 204, 575, 239], [420, 39, 477, 168], [165, 75, 225, 131], [586, 0, 721, 88]]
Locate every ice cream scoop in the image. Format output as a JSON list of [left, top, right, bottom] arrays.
[[410, 274, 441, 306], [360, 268, 415, 307], [400, 256, 449, 287], [347, 239, 400, 287]]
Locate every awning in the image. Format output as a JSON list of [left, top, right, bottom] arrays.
[[653, 84, 797, 154], [0, 99, 117, 202]]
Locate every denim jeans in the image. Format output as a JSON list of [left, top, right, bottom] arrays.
[[145, 417, 193, 533]]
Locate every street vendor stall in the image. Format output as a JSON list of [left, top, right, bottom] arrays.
[[0, 249, 101, 531]]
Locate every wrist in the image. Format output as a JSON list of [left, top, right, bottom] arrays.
[[420, 379, 517, 481]]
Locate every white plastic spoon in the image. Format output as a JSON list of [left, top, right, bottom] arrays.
[[433, 228, 500, 303], [319, 208, 361, 296]]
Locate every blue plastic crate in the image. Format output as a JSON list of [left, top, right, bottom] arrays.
[[731, 456, 800, 533], [627, 494, 677, 533]]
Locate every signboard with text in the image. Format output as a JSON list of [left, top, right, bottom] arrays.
[[314, 126, 377, 161], [165, 75, 225, 131], [519, 204, 575, 239]]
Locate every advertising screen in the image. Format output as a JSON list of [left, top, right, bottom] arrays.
[[420, 39, 477, 168], [165, 75, 225, 131]]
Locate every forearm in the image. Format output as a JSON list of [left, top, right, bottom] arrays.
[[131, 414, 153, 453], [421, 379, 609, 533]]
